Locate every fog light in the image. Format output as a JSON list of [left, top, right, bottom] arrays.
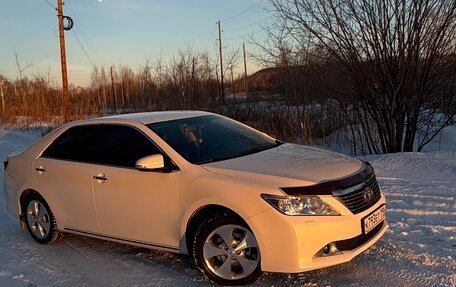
[[317, 242, 342, 257], [323, 244, 330, 254]]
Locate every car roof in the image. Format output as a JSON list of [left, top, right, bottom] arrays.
[[94, 111, 213, 124]]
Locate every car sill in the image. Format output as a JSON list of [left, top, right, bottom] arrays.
[[63, 227, 181, 253]]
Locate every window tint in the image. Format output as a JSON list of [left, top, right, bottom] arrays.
[[147, 115, 281, 164], [97, 125, 161, 168], [42, 125, 102, 162], [42, 124, 162, 168]]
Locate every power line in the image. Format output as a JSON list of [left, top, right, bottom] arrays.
[[224, 28, 264, 42], [224, 16, 271, 32], [221, 0, 265, 22], [66, 0, 105, 66], [41, 0, 56, 10], [205, 24, 217, 51], [72, 30, 95, 67]]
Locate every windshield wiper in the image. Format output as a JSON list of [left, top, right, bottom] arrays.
[[232, 144, 277, 158]]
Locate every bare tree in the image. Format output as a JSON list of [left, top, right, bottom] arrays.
[[270, 0, 456, 153], [14, 52, 37, 109], [223, 46, 241, 100], [14, 52, 35, 80]]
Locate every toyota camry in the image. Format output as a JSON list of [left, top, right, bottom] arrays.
[[3, 111, 388, 285]]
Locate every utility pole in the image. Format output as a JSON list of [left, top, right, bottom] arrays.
[[0, 80, 4, 115], [217, 20, 225, 104], [110, 66, 117, 113], [57, 0, 70, 122], [243, 42, 248, 98]]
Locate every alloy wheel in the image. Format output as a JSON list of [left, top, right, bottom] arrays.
[[26, 200, 51, 239], [202, 224, 260, 280]]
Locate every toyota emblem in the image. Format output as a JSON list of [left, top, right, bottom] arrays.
[[363, 187, 374, 203]]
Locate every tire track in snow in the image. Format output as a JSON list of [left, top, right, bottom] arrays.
[[386, 193, 454, 201]]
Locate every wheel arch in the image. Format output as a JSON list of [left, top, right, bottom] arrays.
[[18, 189, 60, 229], [18, 189, 41, 227], [183, 204, 249, 256]]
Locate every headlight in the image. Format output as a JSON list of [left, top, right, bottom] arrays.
[[261, 194, 340, 216]]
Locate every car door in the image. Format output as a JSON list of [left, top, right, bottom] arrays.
[[91, 124, 181, 249], [34, 125, 101, 233]]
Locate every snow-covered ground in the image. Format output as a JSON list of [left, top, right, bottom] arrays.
[[0, 129, 455, 287]]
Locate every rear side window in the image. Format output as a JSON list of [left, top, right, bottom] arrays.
[[42, 124, 162, 168], [42, 125, 101, 162]]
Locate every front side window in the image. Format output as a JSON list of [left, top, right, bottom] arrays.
[[147, 115, 281, 164], [42, 124, 162, 168], [96, 125, 161, 168]]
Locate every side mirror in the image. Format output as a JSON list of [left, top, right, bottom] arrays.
[[135, 154, 165, 171]]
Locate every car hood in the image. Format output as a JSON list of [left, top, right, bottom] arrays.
[[202, 143, 364, 189]]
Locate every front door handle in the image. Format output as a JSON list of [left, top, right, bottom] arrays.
[[93, 173, 108, 182]]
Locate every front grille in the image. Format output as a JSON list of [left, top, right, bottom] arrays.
[[336, 221, 384, 251], [333, 173, 381, 214]]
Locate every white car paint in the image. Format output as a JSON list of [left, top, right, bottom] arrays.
[[3, 111, 387, 278], [203, 143, 364, 187]]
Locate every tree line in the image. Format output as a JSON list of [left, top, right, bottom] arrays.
[[1, 0, 455, 154]]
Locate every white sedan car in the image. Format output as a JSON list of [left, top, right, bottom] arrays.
[[3, 111, 387, 285]]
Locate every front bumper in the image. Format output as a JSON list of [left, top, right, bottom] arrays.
[[246, 194, 388, 273]]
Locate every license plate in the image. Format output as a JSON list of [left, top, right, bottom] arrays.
[[362, 204, 386, 234]]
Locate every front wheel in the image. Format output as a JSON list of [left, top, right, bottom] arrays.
[[25, 194, 60, 244], [193, 216, 262, 285]]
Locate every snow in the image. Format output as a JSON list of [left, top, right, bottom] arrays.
[[0, 129, 455, 286]]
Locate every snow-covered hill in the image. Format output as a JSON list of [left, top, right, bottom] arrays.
[[0, 129, 454, 286]]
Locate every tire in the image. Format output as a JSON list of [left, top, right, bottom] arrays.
[[24, 194, 60, 244], [193, 215, 262, 286]]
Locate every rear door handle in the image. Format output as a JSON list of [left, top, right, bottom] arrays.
[[35, 166, 47, 174]]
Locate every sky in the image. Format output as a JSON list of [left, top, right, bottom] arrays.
[[0, 0, 271, 86]]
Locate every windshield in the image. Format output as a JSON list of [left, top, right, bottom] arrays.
[[147, 115, 281, 164]]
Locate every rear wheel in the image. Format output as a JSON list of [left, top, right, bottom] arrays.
[[25, 195, 60, 244], [193, 216, 262, 285]]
